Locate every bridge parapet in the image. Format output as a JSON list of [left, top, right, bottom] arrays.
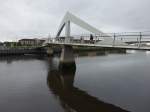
[[44, 31, 150, 48]]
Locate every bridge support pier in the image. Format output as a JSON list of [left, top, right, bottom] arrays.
[[59, 45, 76, 71], [46, 47, 53, 56]]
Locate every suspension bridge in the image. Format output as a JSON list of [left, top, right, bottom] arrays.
[[44, 12, 150, 50], [43, 12, 150, 65]]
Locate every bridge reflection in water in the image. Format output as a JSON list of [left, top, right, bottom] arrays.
[[47, 58, 130, 112]]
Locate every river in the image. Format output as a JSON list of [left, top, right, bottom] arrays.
[[0, 50, 150, 112]]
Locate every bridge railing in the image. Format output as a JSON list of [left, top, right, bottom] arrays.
[[47, 32, 150, 48], [111, 32, 150, 48]]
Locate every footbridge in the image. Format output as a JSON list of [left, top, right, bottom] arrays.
[[44, 12, 150, 66]]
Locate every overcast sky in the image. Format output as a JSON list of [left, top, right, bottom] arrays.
[[0, 0, 150, 41]]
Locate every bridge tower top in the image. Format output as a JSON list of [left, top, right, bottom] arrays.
[[56, 12, 110, 42], [55, 12, 127, 45]]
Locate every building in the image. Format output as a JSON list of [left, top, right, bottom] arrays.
[[19, 39, 45, 46]]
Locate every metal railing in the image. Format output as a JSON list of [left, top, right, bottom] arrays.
[[46, 32, 150, 48]]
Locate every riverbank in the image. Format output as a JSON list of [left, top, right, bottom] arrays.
[[0, 46, 126, 56], [0, 47, 46, 56]]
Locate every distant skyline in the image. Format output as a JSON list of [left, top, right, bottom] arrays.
[[0, 0, 150, 41]]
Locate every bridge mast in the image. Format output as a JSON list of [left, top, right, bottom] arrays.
[[65, 20, 71, 43]]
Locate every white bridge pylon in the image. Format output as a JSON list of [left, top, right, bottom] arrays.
[[56, 12, 125, 45]]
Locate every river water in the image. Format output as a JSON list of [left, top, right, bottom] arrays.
[[0, 51, 150, 112]]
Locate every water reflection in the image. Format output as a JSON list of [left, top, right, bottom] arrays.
[[47, 59, 130, 112], [0, 55, 46, 64], [75, 51, 107, 57]]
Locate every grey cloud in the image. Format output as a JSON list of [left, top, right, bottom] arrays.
[[0, 0, 150, 41]]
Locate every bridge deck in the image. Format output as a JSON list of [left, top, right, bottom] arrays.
[[45, 42, 150, 51]]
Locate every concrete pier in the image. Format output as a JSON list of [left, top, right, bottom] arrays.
[[46, 47, 53, 56], [59, 45, 76, 70]]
